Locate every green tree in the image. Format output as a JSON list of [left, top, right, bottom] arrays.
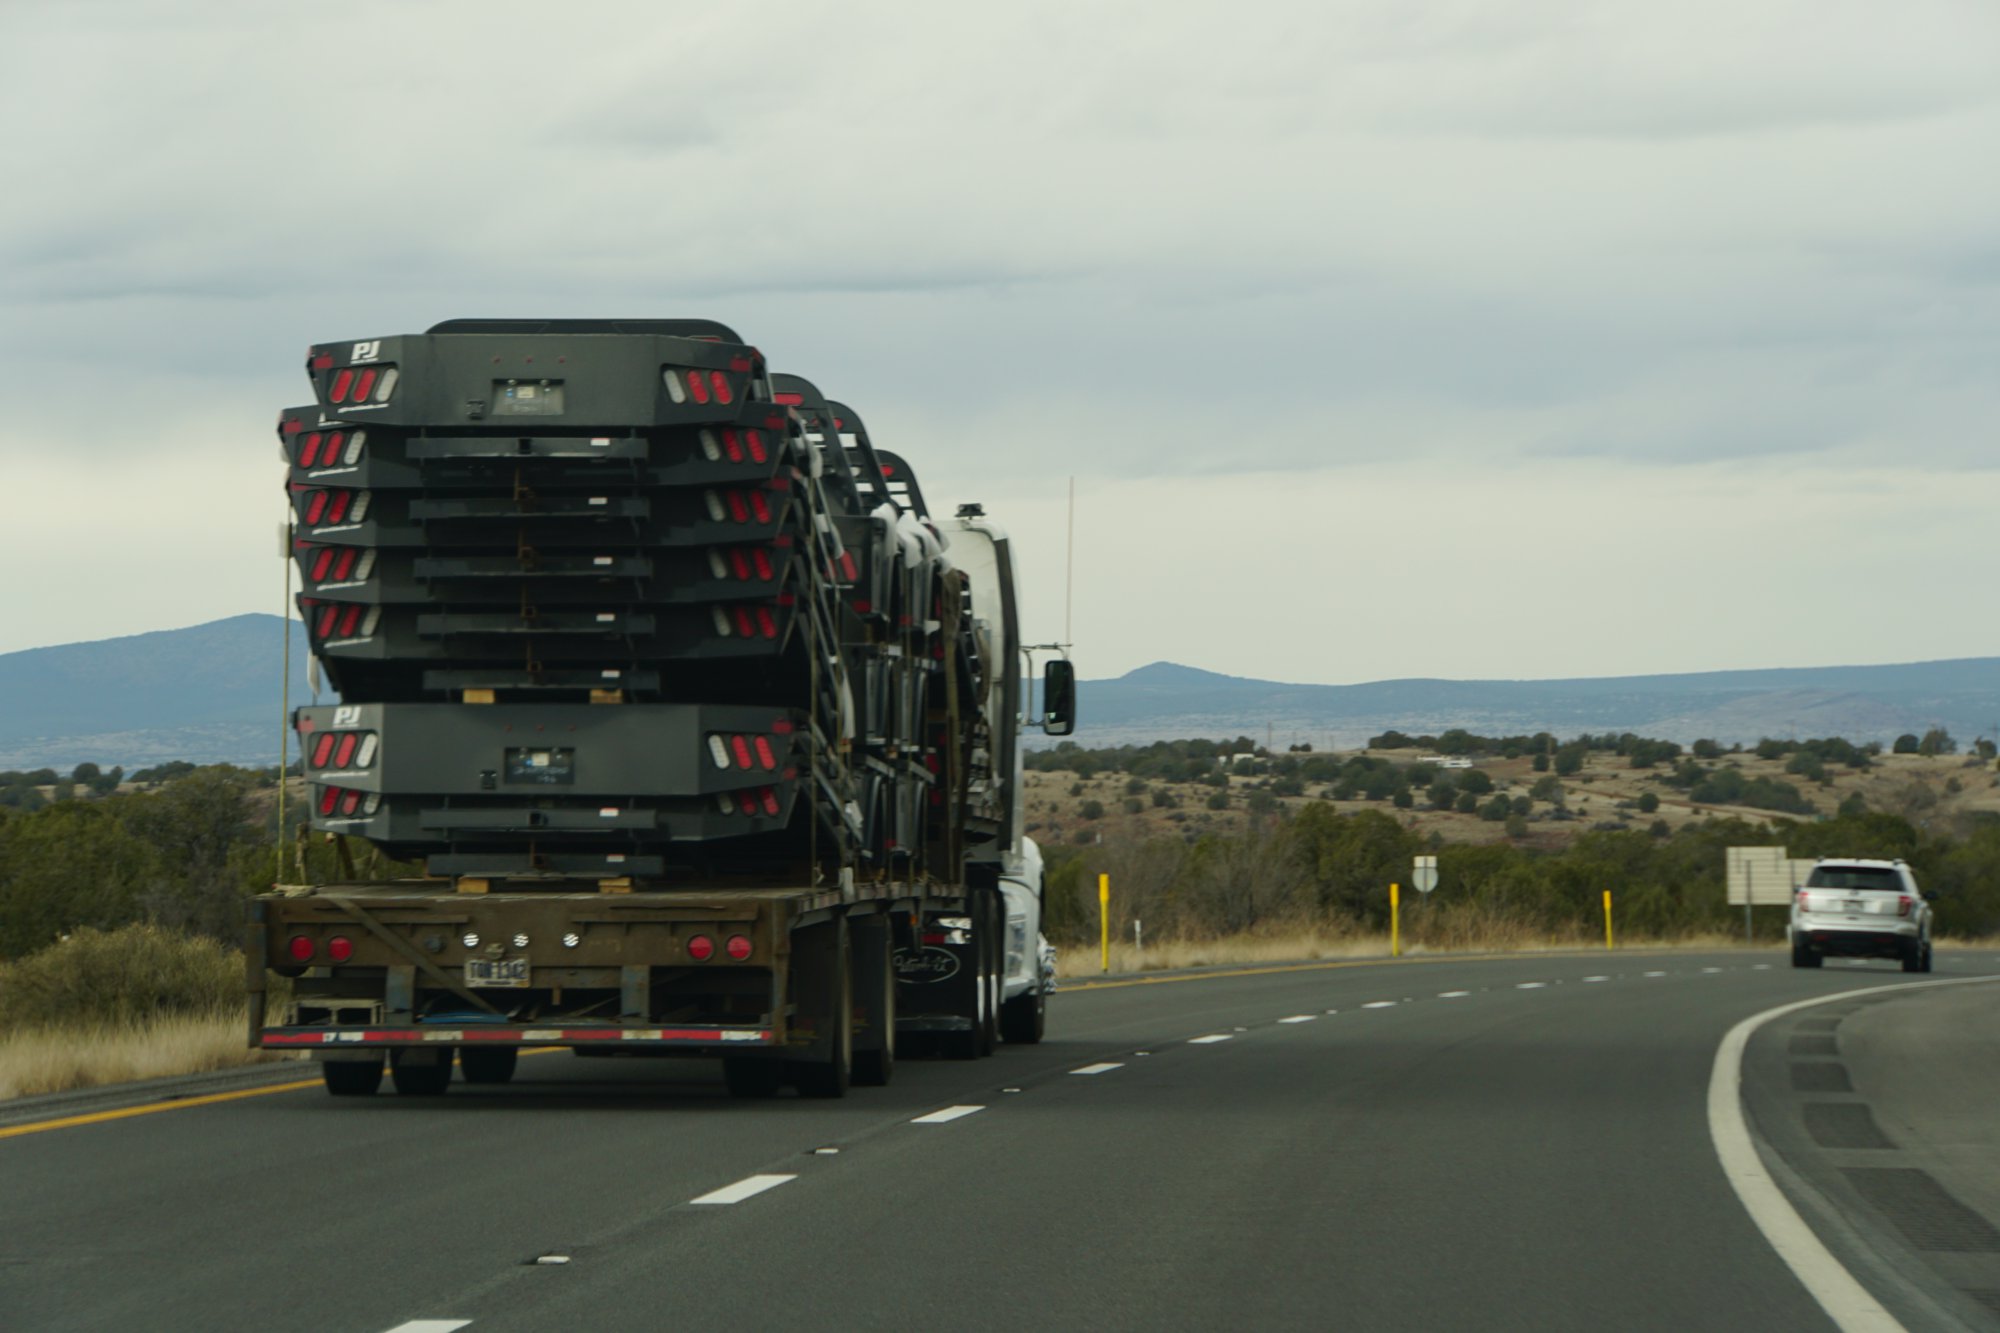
[[1079, 799, 1105, 820], [1531, 753, 1550, 773], [1456, 770, 1495, 796], [1479, 795, 1511, 822], [1637, 791, 1660, 814], [1918, 728, 1957, 758], [1555, 745, 1586, 777], [1455, 791, 1479, 814], [1893, 734, 1920, 755]]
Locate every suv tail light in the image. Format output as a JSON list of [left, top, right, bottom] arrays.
[[1898, 895, 1914, 917]]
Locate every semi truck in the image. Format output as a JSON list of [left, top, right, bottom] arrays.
[[248, 318, 1073, 1099]]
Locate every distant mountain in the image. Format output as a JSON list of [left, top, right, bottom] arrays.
[[1, 618, 1995, 768], [1069, 658, 2000, 751], [0, 615, 312, 770]]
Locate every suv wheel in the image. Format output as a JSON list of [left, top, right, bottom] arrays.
[[1900, 938, 1923, 973], [1791, 938, 1821, 969]]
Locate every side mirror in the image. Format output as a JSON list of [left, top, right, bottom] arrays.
[[1041, 659, 1076, 737]]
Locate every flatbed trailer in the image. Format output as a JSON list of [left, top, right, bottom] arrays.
[[249, 872, 1010, 1097]]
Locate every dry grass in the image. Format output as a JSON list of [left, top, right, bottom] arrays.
[[1055, 923, 1756, 980], [0, 1008, 280, 1101]]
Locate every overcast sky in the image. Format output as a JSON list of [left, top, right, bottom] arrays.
[[4, 0, 1997, 684]]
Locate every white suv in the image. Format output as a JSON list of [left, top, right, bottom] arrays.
[[1789, 858, 1932, 972]]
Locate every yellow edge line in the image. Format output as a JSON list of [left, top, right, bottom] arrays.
[[1061, 945, 1700, 992], [0, 1046, 566, 1142], [0, 1077, 323, 1140]]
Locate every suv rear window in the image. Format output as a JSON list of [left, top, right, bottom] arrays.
[[1806, 865, 1902, 891]]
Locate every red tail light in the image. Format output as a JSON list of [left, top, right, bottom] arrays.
[[338, 790, 362, 815], [733, 607, 755, 638], [730, 735, 753, 770], [750, 492, 771, 524], [745, 430, 768, 463], [325, 491, 352, 524], [352, 368, 378, 402], [330, 368, 354, 402], [334, 733, 359, 768], [688, 370, 711, 405], [332, 549, 357, 581], [752, 549, 773, 581], [754, 607, 776, 639], [760, 787, 780, 816], [315, 606, 338, 638], [722, 429, 744, 463], [725, 935, 752, 961], [317, 786, 338, 815], [303, 491, 328, 524], [327, 936, 355, 963], [311, 733, 336, 768], [686, 935, 715, 961], [310, 547, 335, 581], [727, 491, 749, 523], [1898, 895, 1913, 917], [753, 736, 776, 770], [299, 433, 324, 467], [287, 935, 315, 963]]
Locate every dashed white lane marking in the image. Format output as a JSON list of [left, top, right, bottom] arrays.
[[1702, 967, 1724, 974], [1278, 1015, 1316, 1024], [1752, 964, 1771, 971], [691, 1173, 797, 1205], [1071, 1062, 1124, 1075], [383, 1323, 472, 1333], [911, 1105, 986, 1124], [1708, 976, 2000, 1333], [1362, 1001, 1398, 1009], [1516, 982, 1547, 990], [1644, 970, 1668, 977], [533, 1255, 570, 1266], [1583, 976, 1608, 983], [1188, 1034, 1234, 1044], [1437, 990, 1470, 999]]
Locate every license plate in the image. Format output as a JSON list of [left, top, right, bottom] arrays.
[[465, 958, 529, 988], [1844, 899, 1863, 913]]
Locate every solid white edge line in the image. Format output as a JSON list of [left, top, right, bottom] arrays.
[[689, 1173, 797, 1205], [1707, 976, 2000, 1333], [911, 1105, 985, 1123], [382, 1323, 472, 1333], [1070, 1062, 1124, 1075]]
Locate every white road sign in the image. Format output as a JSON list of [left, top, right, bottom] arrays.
[[1726, 846, 1796, 906], [1413, 855, 1439, 894]]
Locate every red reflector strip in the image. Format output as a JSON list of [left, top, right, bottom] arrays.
[[330, 368, 353, 402], [772, 392, 803, 405], [260, 1028, 776, 1046], [721, 428, 743, 462], [726, 491, 748, 523], [310, 353, 334, 371]]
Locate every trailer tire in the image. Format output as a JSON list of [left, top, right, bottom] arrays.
[[460, 1047, 518, 1085], [852, 942, 896, 1087], [323, 1056, 383, 1097], [976, 889, 1001, 1057], [723, 1057, 784, 1099], [390, 1047, 453, 1096]]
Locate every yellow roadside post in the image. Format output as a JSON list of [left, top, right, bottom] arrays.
[[1099, 873, 1110, 973], [1391, 882, 1401, 958], [1603, 890, 1615, 950]]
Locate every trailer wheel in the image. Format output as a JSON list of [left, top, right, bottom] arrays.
[[976, 889, 1001, 1057], [390, 1047, 453, 1096], [794, 982, 853, 1099], [722, 1057, 784, 1099], [322, 1056, 383, 1097], [791, 918, 853, 1098], [460, 1047, 518, 1085], [853, 945, 896, 1087]]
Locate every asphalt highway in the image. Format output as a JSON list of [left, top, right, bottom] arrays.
[[4, 947, 1999, 1333]]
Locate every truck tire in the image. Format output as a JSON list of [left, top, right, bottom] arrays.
[[977, 890, 1001, 1057], [460, 1047, 518, 1085], [323, 1056, 383, 1096], [390, 1047, 453, 1096], [852, 938, 895, 1087], [1000, 986, 1046, 1045], [792, 921, 852, 1098], [723, 1057, 784, 1098]]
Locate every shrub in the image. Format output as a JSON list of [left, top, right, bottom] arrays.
[[1079, 799, 1106, 820], [0, 925, 243, 1029], [1392, 790, 1414, 809], [1205, 791, 1230, 811], [1637, 791, 1660, 814]]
